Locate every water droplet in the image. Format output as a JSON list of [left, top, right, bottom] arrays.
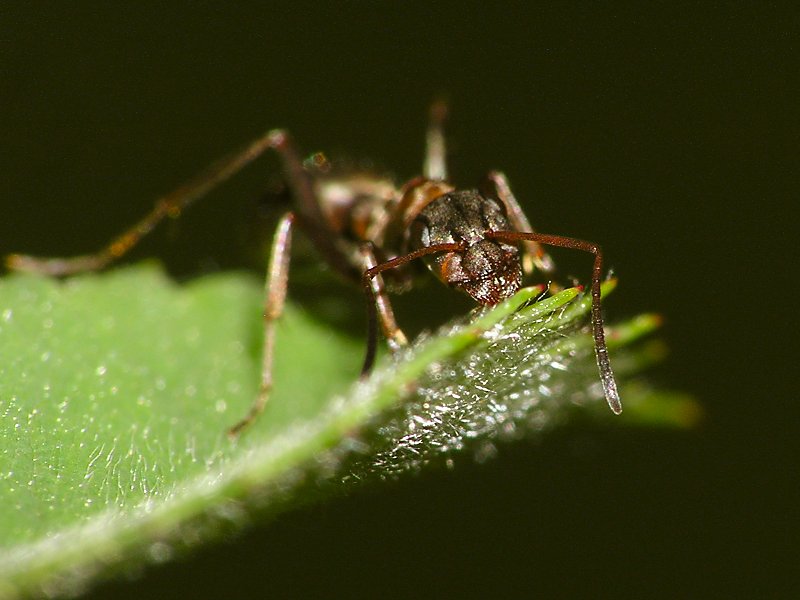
[[148, 542, 173, 563]]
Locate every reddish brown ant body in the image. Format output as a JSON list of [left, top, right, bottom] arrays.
[[6, 104, 621, 436]]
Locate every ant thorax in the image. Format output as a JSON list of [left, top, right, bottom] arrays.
[[313, 173, 398, 246]]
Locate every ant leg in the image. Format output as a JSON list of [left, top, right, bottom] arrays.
[[268, 131, 358, 282], [7, 130, 289, 276], [483, 171, 555, 275], [424, 99, 449, 181], [228, 212, 295, 438], [360, 241, 466, 376], [487, 230, 621, 415], [359, 243, 409, 360]]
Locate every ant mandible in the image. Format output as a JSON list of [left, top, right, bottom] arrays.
[[6, 102, 622, 436]]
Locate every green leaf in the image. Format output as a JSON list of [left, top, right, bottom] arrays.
[[0, 264, 695, 598]]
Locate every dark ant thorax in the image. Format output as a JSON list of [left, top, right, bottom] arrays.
[[407, 188, 523, 305]]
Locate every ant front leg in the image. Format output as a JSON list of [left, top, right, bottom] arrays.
[[359, 243, 409, 376], [228, 211, 295, 438], [359, 241, 466, 376], [483, 171, 556, 276]]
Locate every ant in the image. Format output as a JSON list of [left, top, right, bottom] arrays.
[[6, 102, 622, 436]]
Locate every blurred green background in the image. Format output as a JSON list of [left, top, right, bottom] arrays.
[[1, 4, 794, 598]]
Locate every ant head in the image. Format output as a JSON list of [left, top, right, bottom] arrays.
[[436, 239, 522, 305], [409, 189, 523, 306]]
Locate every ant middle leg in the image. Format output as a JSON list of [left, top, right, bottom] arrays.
[[482, 170, 555, 275]]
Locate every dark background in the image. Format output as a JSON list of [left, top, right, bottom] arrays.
[[1, 4, 796, 598]]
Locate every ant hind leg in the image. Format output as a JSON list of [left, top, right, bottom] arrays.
[[228, 211, 296, 438], [6, 130, 290, 277]]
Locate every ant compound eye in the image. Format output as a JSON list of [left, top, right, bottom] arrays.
[[409, 218, 431, 248]]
